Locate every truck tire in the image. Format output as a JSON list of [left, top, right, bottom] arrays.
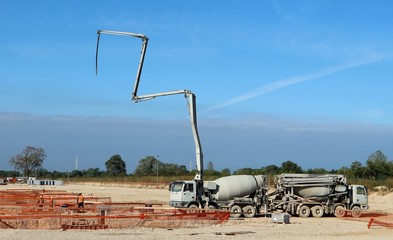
[[299, 205, 311, 218], [351, 206, 362, 218], [187, 204, 199, 214], [208, 204, 218, 209], [334, 206, 346, 218], [311, 205, 324, 218], [230, 205, 243, 218], [242, 205, 256, 218]]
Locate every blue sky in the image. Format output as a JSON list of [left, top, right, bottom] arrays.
[[1, 0, 392, 173]]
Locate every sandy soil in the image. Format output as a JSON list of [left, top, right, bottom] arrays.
[[1, 183, 392, 240]]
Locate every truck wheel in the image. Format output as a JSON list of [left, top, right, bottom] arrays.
[[311, 205, 324, 218], [230, 205, 242, 218], [334, 206, 346, 218], [299, 205, 310, 218], [351, 206, 362, 218], [242, 205, 256, 218], [187, 204, 199, 214], [208, 204, 218, 209]]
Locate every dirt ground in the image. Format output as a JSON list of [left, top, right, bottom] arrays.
[[1, 182, 392, 240]]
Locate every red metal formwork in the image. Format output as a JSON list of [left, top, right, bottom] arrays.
[[368, 218, 393, 229], [334, 209, 393, 230], [0, 189, 230, 230]]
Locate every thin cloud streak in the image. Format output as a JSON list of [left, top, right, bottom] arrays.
[[203, 54, 389, 113]]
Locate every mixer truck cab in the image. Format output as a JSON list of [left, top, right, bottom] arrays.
[[169, 181, 199, 208], [348, 184, 368, 209], [331, 184, 368, 218]]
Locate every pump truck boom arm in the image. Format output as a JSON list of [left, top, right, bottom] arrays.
[[96, 30, 148, 99], [131, 89, 203, 181], [95, 30, 203, 181]]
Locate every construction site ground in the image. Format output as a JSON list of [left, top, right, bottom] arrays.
[[1, 182, 393, 240]]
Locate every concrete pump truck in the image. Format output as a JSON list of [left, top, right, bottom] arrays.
[[95, 30, 267, 218], [95, 29, 205, 202]]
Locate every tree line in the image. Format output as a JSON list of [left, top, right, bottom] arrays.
[[3, 146, 393, 181], [229, 151, 393, 180]]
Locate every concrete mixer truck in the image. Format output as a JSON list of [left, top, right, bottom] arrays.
[[169, 175, 268, 218], [266, 174, 368, 218]]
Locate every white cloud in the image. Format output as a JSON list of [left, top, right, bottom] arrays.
[[203, 53, 390, 113]]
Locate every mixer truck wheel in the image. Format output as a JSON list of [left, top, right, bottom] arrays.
[[208, 204, 218, 209], [230, 205, 243, 218], [299, 205, 311, 218], [242, 205, 256, 218], [334, 206, 346, 218], [351, 206, 362, 218], [311, 205, 324, 218], [187, 204, 199, 214]]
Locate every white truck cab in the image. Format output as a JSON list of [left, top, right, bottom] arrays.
[[169, 181, 198, 208], [350, 184, 368, 210]]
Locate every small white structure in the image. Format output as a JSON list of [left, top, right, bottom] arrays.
[[271, 213, 291, 224], [28, 179, 64, 186]]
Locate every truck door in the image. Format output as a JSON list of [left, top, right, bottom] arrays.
[[182, 182, 196, 203], [353, 185, 368, 205]]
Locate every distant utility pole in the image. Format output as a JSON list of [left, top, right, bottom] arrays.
[[156, 156, 159, 186], [75, 157, 79, 170], [67, 162, 70, 183]]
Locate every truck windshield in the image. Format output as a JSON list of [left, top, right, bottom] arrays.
[[170, 182, 184, 192]]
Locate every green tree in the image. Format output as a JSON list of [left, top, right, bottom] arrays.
[[205, 169, 221, 177], [205, 161, 220, 177], [233, 167, 254, 175], [280, 160, 303, 173], [9, 146, 46, 177], [337, 166, 350, 175], [220, 168, 231, 177], [159, 163, 188, 176], [51, 170, 64, 179], [176, 165, 189, 175], [70, 170, 83, 177], [207, 161, 214, 171], [0, 170, 19, 178], [135, 156, 158, 176], [262, 165, 280, 175], [86, 168, 104, 177], [349, 161, 366, 178], [306, 168, 328, 174], [365, 150, 392, 179], [35, 168, 50, 178], [105, 155, 127, 176]]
